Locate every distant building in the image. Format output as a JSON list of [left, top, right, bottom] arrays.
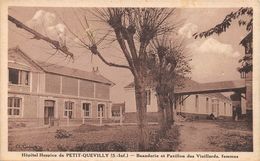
[[124, 79, 235, 120], [111, 103, 125, 117], [8, 47, 114, 127]]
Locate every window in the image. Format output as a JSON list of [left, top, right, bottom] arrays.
[[212, 99, 219, 115], [145, 90, 151, 105], [8, 97, 22, 116], [97, 104, 105, 118], [9, 68, 29, 85], [195, 95, 199, 112], [82, 103, 91, 117], [112, 110, 120, 117], [64, 101, 74, 118], [206, 98, 209, 113]]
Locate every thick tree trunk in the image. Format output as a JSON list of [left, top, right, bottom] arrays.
[[165, 100, 172, 129], [134, 77, 149, 151], [157, 95, 167, 137], [168, 95, 175, 126]]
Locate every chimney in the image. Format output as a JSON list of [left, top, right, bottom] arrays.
[[92, 67, 99, 74]]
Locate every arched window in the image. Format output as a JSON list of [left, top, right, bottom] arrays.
[[8, 97, 22, 116]]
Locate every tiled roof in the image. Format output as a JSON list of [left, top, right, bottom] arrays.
[[9, 47, 114, 85], [37, 61, 114, 85], [175, 79, 245, 95], [124, 78, 246, 101]]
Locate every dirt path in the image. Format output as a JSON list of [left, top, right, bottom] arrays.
[[177, 121, 224, 152]]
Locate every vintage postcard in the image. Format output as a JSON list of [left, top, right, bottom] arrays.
[[0, 0, 260, 161]]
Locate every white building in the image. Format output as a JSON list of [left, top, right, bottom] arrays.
[[124, 79, 240, 119]]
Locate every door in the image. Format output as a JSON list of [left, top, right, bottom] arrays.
[[212, 99, 219, 117], [97, 104, 105, 118], [44, 100, 55, 126]]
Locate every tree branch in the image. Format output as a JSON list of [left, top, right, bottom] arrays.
[[114, 29, 136, 69], [9, 15, 131, 70], [8, 15, 74, 59], [193, 7, 253, 39], [89, 45, 131, 69]]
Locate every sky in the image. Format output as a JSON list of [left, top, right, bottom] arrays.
[[8, 7, 248, 102]]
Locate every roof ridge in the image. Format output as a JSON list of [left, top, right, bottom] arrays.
[[37, 60, 93, 74], [37, 61, 114, 85], [9, 46, 45, 71], [9, 46, 114, 86]]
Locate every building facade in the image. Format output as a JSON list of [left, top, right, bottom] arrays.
[[239, 32, 253, 123], [8, 47, 114, 127], [124, 79, 235, 120]]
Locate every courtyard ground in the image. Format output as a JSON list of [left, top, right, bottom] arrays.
[[8, 124, 180, 151], [178, 120, 253, 152], [8, 119, 253, 152]]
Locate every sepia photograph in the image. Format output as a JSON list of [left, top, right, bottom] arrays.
[[3, 2, 257, 156]]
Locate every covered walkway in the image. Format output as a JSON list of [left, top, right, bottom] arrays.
[[175, 80, 246, 95]]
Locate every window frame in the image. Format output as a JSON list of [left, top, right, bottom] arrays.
[[224, 102, 227, 115], [206, 97, 209, 113], [97, 103, 105, 118], [212, 99, 219, 115], [8, 96, 23, 118], [8, 68, 30, 86], [82, 101, 92, 118], [195, 95, 199, 112], [64, 100, 74, 119]]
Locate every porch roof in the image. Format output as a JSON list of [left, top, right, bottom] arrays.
[[175, 80, 245, 95], [124, 79, 246, 100]]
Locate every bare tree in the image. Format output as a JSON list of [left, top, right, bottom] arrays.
[[9, 8, 179, 150], [146, 35, 191, 136]]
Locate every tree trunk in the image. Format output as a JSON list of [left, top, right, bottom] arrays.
[[165, 99, 172, 129], [134, 77, 149, 151], [169, 94, 175, 126], [157, 95, 167, 137]]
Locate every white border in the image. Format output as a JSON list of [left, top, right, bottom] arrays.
[[1, 0, 260, 161]]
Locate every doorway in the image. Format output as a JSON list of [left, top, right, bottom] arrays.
[[212, 99, 219, 117], [44, 100, 55, 126], [97, 104, 105, 118]]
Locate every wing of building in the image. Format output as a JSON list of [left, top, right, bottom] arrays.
[[124, 78, 246, 121], [8, 47, 114, 127]]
